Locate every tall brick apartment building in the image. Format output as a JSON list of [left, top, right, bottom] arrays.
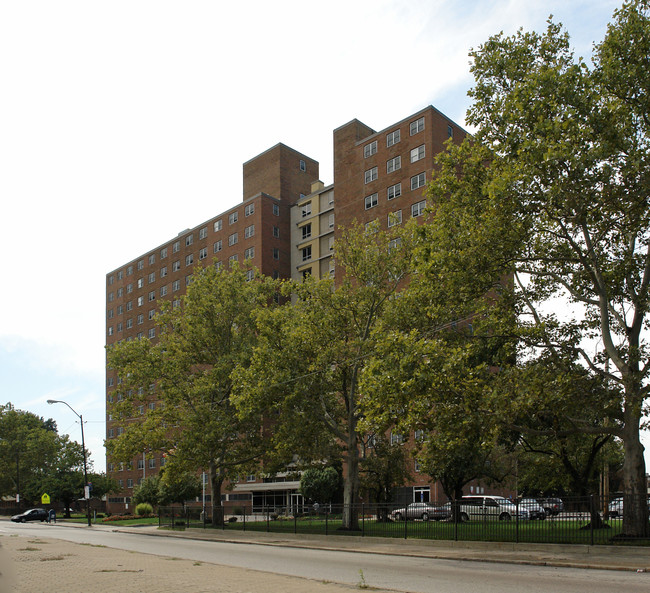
[[105, 106, 488, 513]]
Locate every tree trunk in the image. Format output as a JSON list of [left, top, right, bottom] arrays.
[[342, 434, 360, 531], [620, 417, 649, 537], [209, 462, 224, 527]]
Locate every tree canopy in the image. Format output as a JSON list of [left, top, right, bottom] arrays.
[[413, 0, 650, 536]]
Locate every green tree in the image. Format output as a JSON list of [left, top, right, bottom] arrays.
[[419, 1, 650, 535], [235, 223, 414, 530], [359, 437, 410, 520], [158, 467, 202, 507], [299, 466, 341, 504], [106, 265, 278, 525], [132, 476, 162, 507]]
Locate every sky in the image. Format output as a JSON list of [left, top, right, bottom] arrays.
[[1, 0, 642, 475]]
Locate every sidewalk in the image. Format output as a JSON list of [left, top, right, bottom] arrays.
[[67, 519, 650, 572]]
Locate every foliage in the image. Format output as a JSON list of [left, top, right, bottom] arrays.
[[299, 466, 342, 504], [106, 265, 279, 524], [158, 469, 201, 506], [135, 502, 154, 516], [0, 402, 99, 507], [234, 222, 415, 530], [132, 476, 162, 507], [416, 0, 650, 536]]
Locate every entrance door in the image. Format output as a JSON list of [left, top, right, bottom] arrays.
[[290, 493, 304, 515]]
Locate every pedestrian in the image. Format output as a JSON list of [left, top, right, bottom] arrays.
[[48, 508, 56, 524]]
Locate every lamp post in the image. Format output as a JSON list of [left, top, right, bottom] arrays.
[[47, 399, 92, 527]]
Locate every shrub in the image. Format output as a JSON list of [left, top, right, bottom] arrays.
[[135, 503, 154, 517]]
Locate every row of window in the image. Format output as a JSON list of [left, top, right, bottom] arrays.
[[365, 159, 427, 185], [107, 457, 162, 472], [362, 117, 454, 159], [107, 203, 281, 286], [364, 173, 426, 211]]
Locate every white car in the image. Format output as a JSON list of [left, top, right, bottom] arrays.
[[456, 496, 529, 522]]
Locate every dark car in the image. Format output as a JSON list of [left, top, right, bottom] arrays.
[[518, 498, 546, 520], [11, 508, 49, 523], [538, 497, 564, 516]]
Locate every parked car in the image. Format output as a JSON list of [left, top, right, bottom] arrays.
[[608, 497, 650, 518], [456, 496, 529, 522], [390, 502, 451, 521], [518, 498, 546, 520], [11, 508, 49, 523], [538, 497, 564, 516]]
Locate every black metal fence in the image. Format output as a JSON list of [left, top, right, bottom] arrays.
[[158, 495, 650, 545]]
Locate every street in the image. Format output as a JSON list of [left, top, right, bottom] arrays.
[[2, 522, 649, 593]]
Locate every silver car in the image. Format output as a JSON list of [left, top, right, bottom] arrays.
[[456, 496, 529, 522]]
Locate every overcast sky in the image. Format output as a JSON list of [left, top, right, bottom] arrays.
[[2, 0, 640, 475]]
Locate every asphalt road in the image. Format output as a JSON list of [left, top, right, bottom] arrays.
[[2, 522, 649, 593]]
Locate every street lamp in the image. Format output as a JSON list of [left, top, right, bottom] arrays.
[[47, 399, 92, 527]]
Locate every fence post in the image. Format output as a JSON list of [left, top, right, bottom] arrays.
[[362, 504, 365, 537], [266, 507, 270, 532], [404, 509, 408, 540], [243, 507, 246, 531], [325, 508, 328, 536], [294, 511, 297, 534], [454, 501, 458, 542], [515, 499, 519, 544], [172, 507, 175, 530], [590, 495, 594, 546]]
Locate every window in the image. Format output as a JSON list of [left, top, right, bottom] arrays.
[[199, 227, 207, 240], [108, 292, 114, 303], [160, 285, 168, 297], [161, 247, 168, 259], [411, 200, 426, 217], [388, 210, 402, 227], [228, 233, 238, 246], [172, 279, 180, 291], [185, 254, 193, 266], [137, 278, 144, 289], [364, 193, 378, 210], [185, 274, 193, 286], [137, 313, 144, 325], [229, 211, 238, 224], [246, 269, 255, 282], [148, 291, 155, 302], [108, 275, 114, 286], [116, 305, 123, 315], [127, 478, 133, 489], [410, 116, 424, 135], [328, 236, 334, 251], [273, 226, 280, 238], [214, 261, 222, 271], [214, 239, 222, 253], [245, 203, 254, 217], [148, 254, 155, 265], [329, 213, 334, 228], [273, 203, 280, 216], [199, 247, 207, 260], [364, 140, 377, 158], [126, 301, 132, 311], [410, 144, 425, 163], [148, 328, 156, 339], [137, 296, 144, 307], [244, 247, 255, 260], [364, 167, 378, 184], [386, 156, 401, 174], [390, 432, 404, 445], [214, 219, 222, 232], [301, 202, 311, 218], [301, 223, 311, 240], [117, 322, 122, 332], [126, 318, 133, 329], [386, 129, 400, 146], [273, 248, 279, 260], [387, 182, 401, 200], [302, 268, 312, 279], [172, 241, 180, 253], [149, 458, 155, 469], [172, 261, 181, 272], [160, 266, 167, 278], [229, 254, 238, 266], [127, 265, 133, 275], [448, 124, 453, 138], [410, 172, 426, 190], [126, 283, 133, 294], [301, 246, 312, 261], [185, 234, 193, 246], [148, 272, 155, 283], [107, 326, 114, 336], [137, 259, 144, 270], [244, 224, 255, 238], [299, 159, 306, 171]]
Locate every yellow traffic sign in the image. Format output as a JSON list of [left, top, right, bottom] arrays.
[[41, 493, 50, 504]]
